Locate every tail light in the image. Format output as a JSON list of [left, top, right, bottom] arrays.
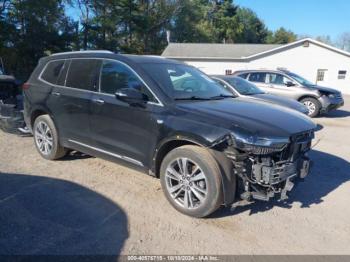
[[22, 82, 30, 90]]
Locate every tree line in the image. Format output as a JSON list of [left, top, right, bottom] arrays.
[[0, 0, 348, 81]]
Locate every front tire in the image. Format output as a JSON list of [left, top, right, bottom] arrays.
[[160, 145, 223, 218], [33, 114, 67, 160], [301, 97, 321, 117]]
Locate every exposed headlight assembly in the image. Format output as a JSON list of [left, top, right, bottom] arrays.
[[231, 132, 289, 155]]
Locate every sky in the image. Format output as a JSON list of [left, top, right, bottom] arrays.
[[66, 0, 350, 41], [235, 0, 350, 40]]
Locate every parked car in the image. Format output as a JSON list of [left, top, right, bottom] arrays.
[[234, 69, 344, 117], [0, 64, 28, 134], [211, 75, 309, 115], [24, 51, 316, 218]]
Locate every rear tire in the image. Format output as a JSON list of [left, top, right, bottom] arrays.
[[160, 145, 223, 218], [33, 114, 67, 160], [301, 97, 321, 117]]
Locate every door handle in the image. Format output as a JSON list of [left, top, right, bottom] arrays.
[[51, 91, 61, 97], [92, 98, 105, 105]]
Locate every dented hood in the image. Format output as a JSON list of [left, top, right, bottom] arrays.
[[176, 98, 317, 139]]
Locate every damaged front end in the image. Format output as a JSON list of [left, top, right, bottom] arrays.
[[216, 130, 314, 202], [0, 78, 29, 135]]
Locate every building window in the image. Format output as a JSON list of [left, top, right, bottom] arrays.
[[338, 70, 347, 80], [316, 69, 327, 82], [225, 69, 232, 75]]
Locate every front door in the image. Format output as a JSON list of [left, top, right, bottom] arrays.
[[265, 73, 297, 99], [89, 59, 162, 166], [247, 72, 274, 94]]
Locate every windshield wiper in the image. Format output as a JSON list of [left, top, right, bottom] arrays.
[[209, 94, 236, 100], [174, 96, 212, 101]]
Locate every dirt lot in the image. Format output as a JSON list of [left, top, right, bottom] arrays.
[[1, 97, 350, 255]]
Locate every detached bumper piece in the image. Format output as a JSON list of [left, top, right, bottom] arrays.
[[0, 103, 26, 134], [232, 132, 313, 202]]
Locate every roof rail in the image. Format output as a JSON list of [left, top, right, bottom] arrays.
[[51, 50, 113, 56]]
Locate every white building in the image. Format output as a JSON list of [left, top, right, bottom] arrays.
[[161, 38, 350, 94]]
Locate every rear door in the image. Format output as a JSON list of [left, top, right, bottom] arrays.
[[89, 59, 161, 166], [48, 58, 102, 144], [247, 72, 274, 93]]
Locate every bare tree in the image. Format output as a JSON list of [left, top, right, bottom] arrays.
[[337, 32, 350, 52], [315, 35, 333, 45]]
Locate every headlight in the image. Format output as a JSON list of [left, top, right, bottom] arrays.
[[328, 94, 335, 99], [231, 133, 289, 155]]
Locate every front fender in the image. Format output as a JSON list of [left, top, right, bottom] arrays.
[[151, 130, 237, 206]]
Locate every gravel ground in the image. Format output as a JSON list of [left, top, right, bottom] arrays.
[[0, 97, 350, 255]]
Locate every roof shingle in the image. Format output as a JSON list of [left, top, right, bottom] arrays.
[[161, 43, 282, 59]]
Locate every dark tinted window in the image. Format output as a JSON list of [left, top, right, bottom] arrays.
[[56, 60, 70, 86], [248, 73, 266, 83], [100, 60, 156, 102], [66, 59, 101, 91], [267, 73, 290, 85], [41, 60, 65, 84], [238, 73, 249, 79]]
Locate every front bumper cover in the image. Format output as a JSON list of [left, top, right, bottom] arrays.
[[319, 96, 344, 113]]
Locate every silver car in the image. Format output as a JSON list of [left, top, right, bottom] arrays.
[[234, 69, 344, 117], [212, 75, 309, 115]]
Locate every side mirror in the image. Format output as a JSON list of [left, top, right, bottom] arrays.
[[285, 81, 295, 87], [115, 88, 148, 104]]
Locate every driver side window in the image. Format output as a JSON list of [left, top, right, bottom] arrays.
[[100, 60, 156, 102], [267, 73, 291, 86]]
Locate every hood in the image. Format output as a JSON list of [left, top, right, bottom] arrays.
[[176, 98, 316, 139], [248, 93, 309, 114], [306, 85, 341, 94]]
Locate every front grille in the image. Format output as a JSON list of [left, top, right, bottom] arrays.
[[277, 131, 313, 161], [291, 131, 314, 143], [334, 93, 342, 99]]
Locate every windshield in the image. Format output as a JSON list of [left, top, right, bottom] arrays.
[[141, 63, 233, 100], [225, 77, 265, 95], [286, 72, 314, 86]]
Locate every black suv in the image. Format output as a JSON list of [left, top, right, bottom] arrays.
[[24, 51, 316, 217]]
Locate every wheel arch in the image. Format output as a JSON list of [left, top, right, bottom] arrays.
[[297, 95, 320, 102], [152, 137, 203, 178], [30, 106, 57, 132], [152, 136, 236, 206], [31, 109, 47, 127]]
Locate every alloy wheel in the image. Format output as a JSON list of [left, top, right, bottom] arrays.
[[165, 157, 208, 210], [303, 100, 316, 115], [35, 121, 53, 155]]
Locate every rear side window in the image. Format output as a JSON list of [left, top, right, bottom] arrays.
[[41, 60, 65, 84], [56, 60, 70, 86], [66, 59, 102, 91], [238, 73, 249, 79], [248, 73, 266, 83]]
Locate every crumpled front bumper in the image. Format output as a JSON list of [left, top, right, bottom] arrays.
[[239, 156, 312, 202], [319, 95, 344, 113]]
